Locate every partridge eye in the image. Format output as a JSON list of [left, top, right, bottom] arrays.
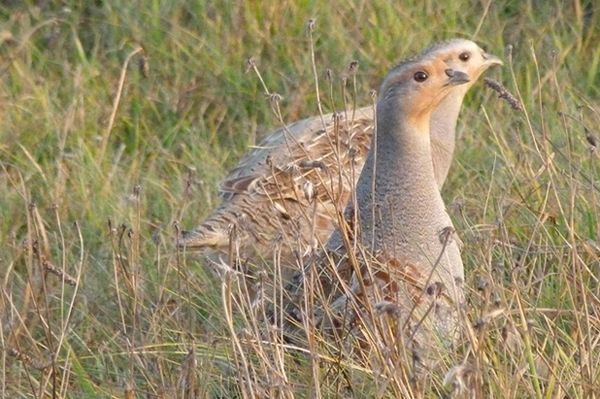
[[459, 52, 471, 62], [413, 71, 428, 82]]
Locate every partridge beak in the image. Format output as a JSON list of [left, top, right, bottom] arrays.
[[482, 52, 503, 67], [444, 69, 470, 86]]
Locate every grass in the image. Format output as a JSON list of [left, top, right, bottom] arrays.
[[1, 0, 599, 397]]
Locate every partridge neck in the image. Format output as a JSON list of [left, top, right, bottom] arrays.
[[363, 99, 441, 203], [431, 89, 468, 139], [354, 98, 449, 252]]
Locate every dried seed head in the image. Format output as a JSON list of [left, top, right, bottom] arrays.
[[325, 68, 333, 81], [245, 57, 257, 73], [266, 92, 283, 105], [426, 281, 444, 297], [306, 18, 316, 33], [42, 256, 77, 286], [375, 301, 402, 317], [484, 78, 523, 111], [347, 60, 359, 75], [152, 230, 161, 245], [475, 275, 489, 291], [585, 127, 597, 151], [454, 276, 464, 288], [107, 219, 116, 234], [332, 111, 342, 124], [439, 226, 456, 244], [138, 54, 149, 78], [369, 89, 377, 101], [348, 147, 357, 159]]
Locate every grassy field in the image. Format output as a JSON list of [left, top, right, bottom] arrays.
[[1, 0, 599, 397]]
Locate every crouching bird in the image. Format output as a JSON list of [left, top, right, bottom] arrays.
[[179, 40, 501, 286], [279, 51, 472, 377]]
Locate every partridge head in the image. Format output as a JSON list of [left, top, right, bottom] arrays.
[[428, 39, 503, 88], [423, 39, 503, 185], [377, 55, 471, 131]]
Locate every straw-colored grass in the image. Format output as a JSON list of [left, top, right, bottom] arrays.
[[1, 1, 599, 397]]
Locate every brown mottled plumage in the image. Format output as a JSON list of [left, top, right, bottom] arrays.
[[181, 109, 374, 262]]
